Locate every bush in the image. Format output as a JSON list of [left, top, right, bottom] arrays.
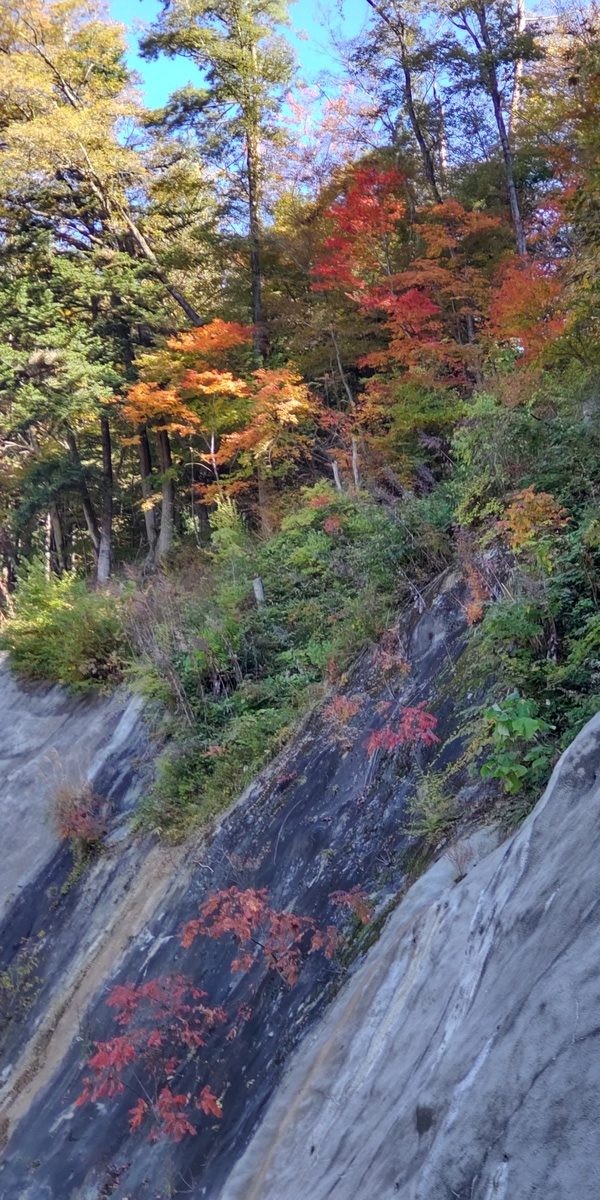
[[406, 770, 455, 842], [479, 693, 553, 796], [0, 559, 127, 690], [53, 783, 109, 849]]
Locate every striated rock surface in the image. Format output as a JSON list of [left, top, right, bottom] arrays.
[[1, 574, 599, 1200], [0, 572, 472, 1198], [221, 711, 600, 1200], [0, 656, 146, 917]]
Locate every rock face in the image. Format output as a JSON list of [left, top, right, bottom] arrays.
[[0, 572, 472, 1199], [1, 576, 599, 1200], [221, 711, 600, 1200], [0, 657, 146, 917]]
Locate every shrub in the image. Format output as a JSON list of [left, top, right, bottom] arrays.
[[77, 887, 338, 1140], [406, 770, 455, 841], [0, 934, 43, 1032], [479, 693, 553, 796], [53, 783, 108, 850], [0, 559, 127, 690]]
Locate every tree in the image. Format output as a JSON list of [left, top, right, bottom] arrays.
[[121, 320, 253, 558], [141, 0, 295, 353], [441, 0, 541, 254], [360, 0, 445, 202], [0, 0, 204, 323], [0, 0, 222, 581], [312, 167, 506, 475]]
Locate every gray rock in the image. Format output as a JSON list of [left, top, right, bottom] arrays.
[[221, 712, 600, 1200], [0, 654, 144, 917]]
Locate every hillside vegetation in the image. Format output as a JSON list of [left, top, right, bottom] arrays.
[[0, 0, 599, 836]]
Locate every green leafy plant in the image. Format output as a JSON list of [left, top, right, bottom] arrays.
[[0, 559, 127, 690], [480, 693, 553, 795]]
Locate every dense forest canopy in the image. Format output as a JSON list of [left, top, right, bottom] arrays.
[[0, 0, 599, 835]]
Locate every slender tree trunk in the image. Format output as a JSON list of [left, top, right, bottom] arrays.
[[246, 126, 266, 356], [118, 207, 205, 325], [351, 437, 361, 491], [156, 428, 175, 559], [138, 425, 158, 561], [330, 328, 355, 406], [50, 503, 66, 573], [0, 574, 14, 617], [97, 414, 113, 585], [44, 512, 52, 580], [433, 79, 449, 183], [509, 0, 525, 137], [64, 426, 100, 559], [364, 0, 442, 203], [475, 7, 526, 255]]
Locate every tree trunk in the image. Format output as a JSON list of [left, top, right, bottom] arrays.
[[65, 426, 100, 559], [156, 428, 175, 559], [0, 573, 14, 617], [50, 503, 67, 573], [474, 6, 526, 255], [97, 414, 113, 585], [330, 327, 355, 406], [44, 512, 52, 581], [509, 0, 525, 138], [138, 425, 158, 561], [118, 207, 205, 325], [433, 78, 449, 183], [246, 126, 266, 356], [364, 0, 442, 203], [351, 437, 361, 491]]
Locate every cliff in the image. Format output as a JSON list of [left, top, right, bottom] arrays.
[[0, 571, 598, 1200]]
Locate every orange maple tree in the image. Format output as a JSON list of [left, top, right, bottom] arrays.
[[490, 258, 565, 361], [501, 487, 569, 552]]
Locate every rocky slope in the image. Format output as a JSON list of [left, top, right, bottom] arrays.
[[0, 572, 598, 1200], [223, 709, 600, 1200]]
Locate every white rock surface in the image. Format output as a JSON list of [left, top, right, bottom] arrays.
[[0, 656, 143, 916], [221, 712, 600, 1200]]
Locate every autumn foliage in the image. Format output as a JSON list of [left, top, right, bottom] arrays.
[[501, 488, 569, 554], [330, 887, 374, 925], [312, 166, 406, 298], [181, 886, 338, 986], [490, 259, 565, 360], [76, 975, 226, 1141], [365, 704, 440, 756], [53, 784, 108, 847], [77, 887, 340, 1140]]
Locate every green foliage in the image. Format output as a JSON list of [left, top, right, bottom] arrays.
[[0, 559, 127, 689], [0, 934, 43, 1034], [406, 770, 455, 841], [480, 693, 553, 796], [134, 486, 452, 837]]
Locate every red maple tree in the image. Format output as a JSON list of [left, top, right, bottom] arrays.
[[76, 975, 226, 1141], [181, 886, 338, 986], [365, 704, 440, 756], [330, 887, 373, 925], [490, 257, 565, 361], [312, 166, 406, 300], [77, 888, 340, 1140]]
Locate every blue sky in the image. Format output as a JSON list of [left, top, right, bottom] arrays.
[[109, 0, 369, 108]]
